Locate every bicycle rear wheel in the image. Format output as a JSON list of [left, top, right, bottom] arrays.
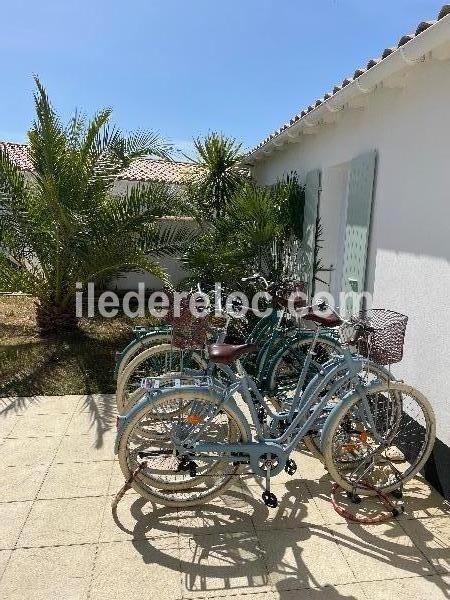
[[115, 332, 172, 380], [116, 343, 206, 413], [321, 381, 436, 496], [117, 387, 249, 507]]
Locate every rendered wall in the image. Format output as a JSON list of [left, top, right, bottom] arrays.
[[252, 57, 450, 446]]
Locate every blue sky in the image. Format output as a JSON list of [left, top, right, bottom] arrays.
[[0, 0, 444, 157]]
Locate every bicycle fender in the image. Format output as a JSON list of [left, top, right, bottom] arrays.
[[113, 330, 172, 379]]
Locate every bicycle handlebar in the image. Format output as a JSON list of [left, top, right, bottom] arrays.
[[241, 273, 269, 290]]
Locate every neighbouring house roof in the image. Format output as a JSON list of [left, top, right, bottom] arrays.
[[247, 4, 450, 161], [0, 141, 201, 185], [0, 142, 34, 171], [117, 157, 200, 183]]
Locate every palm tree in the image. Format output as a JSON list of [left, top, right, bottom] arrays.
[[191, 132, 249, 217], [183, 178, 305, 288], [0, 78, 188, 334]]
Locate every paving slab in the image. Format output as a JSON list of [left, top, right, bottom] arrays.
[[100, 494, 179, 542], [38, 459, 113, 499], [258, 526, 357, 590], [401, 515, 450, 574], [0, 549, 11, 581], [0, 394, 82, 416], [400, 477, 450, 520], [0, 501, 32, 549], [90, 538, 182, 600], [246, 480, 326, 530], [179, 531, 272, 598], [0, 464, 48, 502], [17, 495, 107, 547], [2, 435, 60, 467], [272, 582, 367, 599], [360, 573, 450, 599], [54, 431, 116, 463], [0, 544, 95, 600], [7, 412, 72, 438], [177, 485, 257, 537], [332, 521, 437, 582], [0, 413, 18, 437]]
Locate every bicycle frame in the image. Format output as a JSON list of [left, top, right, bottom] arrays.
[[185, 328, 385, 475]]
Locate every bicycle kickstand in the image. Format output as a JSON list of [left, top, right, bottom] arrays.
[[261, 459, 278, 508], [112, 461, 147, 510]]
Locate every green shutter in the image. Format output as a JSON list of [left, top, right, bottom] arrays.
[[341, 150, 377, 315], [299, 169, 321, 298]]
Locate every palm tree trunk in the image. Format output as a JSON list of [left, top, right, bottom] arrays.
[[35, 299, 78, 335]]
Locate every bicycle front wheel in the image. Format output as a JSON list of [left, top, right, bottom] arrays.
[[321, 381, 436, 496]]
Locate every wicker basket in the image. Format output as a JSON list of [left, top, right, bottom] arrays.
[[163, 294, 210, 350], [351, 309, 408, 365]]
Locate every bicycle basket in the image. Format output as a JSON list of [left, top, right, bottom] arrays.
[[163, 294, 210, 350], [351, 309, 408, 365], [272, 279, 308, 309]]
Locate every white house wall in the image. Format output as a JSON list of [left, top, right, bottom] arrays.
[[109, 179, 194, 290], [252, 57, 450, 446]]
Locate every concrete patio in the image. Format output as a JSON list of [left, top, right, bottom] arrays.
[[0, 393, 449, 600]]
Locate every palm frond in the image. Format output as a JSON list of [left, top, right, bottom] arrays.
[[1, 77, 182, 320]]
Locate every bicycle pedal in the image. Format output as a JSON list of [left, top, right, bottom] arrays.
[[262, 490, 278, 508], [257, 405, 267, 424], [284, 459, 297, 476], [346, 491, 362, 504], [177, 458, 197, 476], [390, 488, 403, 500]]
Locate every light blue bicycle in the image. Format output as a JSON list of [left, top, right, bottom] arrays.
[[116, 304, 435, 508]]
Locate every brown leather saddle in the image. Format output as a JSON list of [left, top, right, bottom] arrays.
[[207, 343, 258, 364], [301, 306, 343, 328]]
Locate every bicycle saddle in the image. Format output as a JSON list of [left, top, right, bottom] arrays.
[[207, 343, 258, 364], [301, 307, 343, 328]]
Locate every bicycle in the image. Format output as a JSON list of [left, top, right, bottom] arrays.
[[114, 275, 339, 414], [115, 303, 435, 508]]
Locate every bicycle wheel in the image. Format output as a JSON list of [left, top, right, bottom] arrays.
[[321, 381, 436, 496], [117, 387, 250, 507], [267, 335, 338, 403], [116, 343, 206, 413], [267, 335, 337, 453], [302, 361, 393, 460], [115, 332, 172, 380]]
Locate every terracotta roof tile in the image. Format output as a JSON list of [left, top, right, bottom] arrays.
[[353, 68, 366, 78], [415, 21, 436, 35], [0, 142, 200, 184], [117, 158, 200, 183], [397, 34, 415, 47], [0, 142, 34, 170], [366, 57, 381, 69], [248, 4, 450, 156], [381, 46, 396, 58], [438, 5, 450, 19]]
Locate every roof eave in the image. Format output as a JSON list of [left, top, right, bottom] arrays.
[[247, 10, 450, 164]]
